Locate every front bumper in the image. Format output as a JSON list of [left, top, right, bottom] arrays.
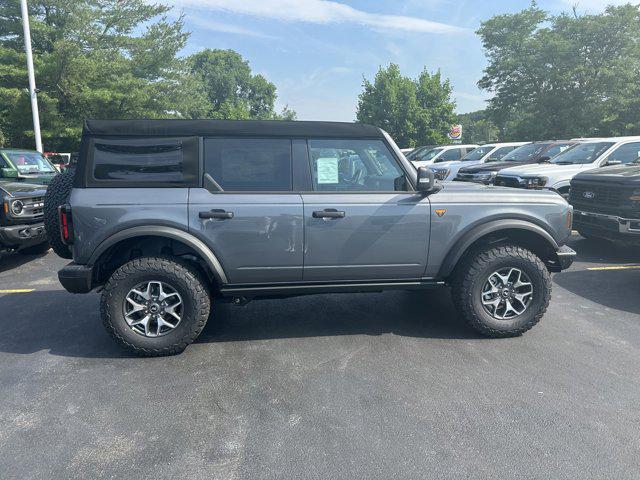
[[548, 245, 576, 272], [0, 222, 46, 249], [58, 262, 93, 294], [574, 209, 640, 241]]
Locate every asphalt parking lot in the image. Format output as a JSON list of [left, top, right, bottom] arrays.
[[0, 234, 638, 480]]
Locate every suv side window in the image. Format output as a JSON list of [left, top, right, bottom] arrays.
[[605, 142, 640, 164], [90, 137, 197, 185], [439, 148, 462, 161], [308, 139, 407, 192], [204, 138, 292, 192]]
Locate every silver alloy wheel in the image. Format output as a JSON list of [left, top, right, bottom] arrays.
[[123, 281, 183, 337], [480, 267, 533, 320]]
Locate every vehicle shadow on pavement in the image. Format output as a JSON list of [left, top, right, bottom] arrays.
[[569, 236, 638, 265], [554, 269, 640, 315], [0, 289, 480, 358], [199, 290, 481, 344], [0, 251, 49, 273]]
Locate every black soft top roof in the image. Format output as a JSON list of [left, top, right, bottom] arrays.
[[82, 119, 384, 139]]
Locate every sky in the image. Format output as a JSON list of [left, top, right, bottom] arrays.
[[162, 0, 631, 121]]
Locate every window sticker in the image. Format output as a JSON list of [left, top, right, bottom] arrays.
[[316, 157, 339, 184], [559, 146, 570, 153]]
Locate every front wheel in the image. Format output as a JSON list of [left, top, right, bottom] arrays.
[[100, 257, 211, 356], [451, 245, 552, 337]]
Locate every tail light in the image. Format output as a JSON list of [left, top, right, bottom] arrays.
[[58, 204, 74, 245]]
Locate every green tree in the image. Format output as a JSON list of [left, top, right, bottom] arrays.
[[477, 3, 640, 139], [455, 110, 499, 144], [356, 64, 456, 147], [0, 0, 205, 151], [188, 49, 296, 121]]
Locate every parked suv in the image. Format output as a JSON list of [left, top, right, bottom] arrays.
[[455, 141, 576, 184], [0, 179, 49, 258], [429, 142, 529, 182], [494, 137, 640, 199], [0, 148, 58, 184], [50, 120, 575, 356], [569, 160, 640, 243], [411, 144, 478, 168]]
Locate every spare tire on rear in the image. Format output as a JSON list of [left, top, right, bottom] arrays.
[[44, 170, 75, 259]]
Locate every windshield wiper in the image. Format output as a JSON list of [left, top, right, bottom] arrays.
[[554, 161, 575, 165]]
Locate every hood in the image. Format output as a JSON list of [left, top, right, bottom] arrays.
[[573, 163, 640, 184], [458, 160, 528, 174], [0, 181, 48, 197], [497, 163, 584, 177], [430, 160, 462, 169]]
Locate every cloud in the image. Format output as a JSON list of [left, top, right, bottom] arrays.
[[187, 17, 277, 39], [167, 0, 465, 34]]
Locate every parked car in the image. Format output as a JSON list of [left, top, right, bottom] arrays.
[[0, 148, 58, 184], [569, 159, 640, 243], [494, 137, 640, 199], [405, 145, 436, 160], [49, 119, 575, 356], [44, 152, 72, 172], [429, 142, 529, 182], [455, 141, 576, 185], [0, 179, 49, 259], [411, 144, 478, 168], [400, 147, 415, 155]]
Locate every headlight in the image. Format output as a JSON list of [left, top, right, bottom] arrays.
[[11, 200, 24, 215], [433, 168, 450, 181], [522, 177, 547, 189]]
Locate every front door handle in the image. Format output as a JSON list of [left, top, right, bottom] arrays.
[[199, 209, 234, 220], [312, 209, 345, 219]]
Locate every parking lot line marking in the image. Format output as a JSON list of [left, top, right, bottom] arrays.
[[586, 265, 640, 271], [0, 289, 35, 294]]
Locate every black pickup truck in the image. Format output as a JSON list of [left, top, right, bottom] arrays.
[[0, 180, 49, 258], [569, 162, 640, 243]]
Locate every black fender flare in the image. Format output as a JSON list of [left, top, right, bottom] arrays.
[[88, 225, 228, 285], [438, 219, 560, 278]]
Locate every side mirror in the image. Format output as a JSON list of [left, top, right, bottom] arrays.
[[0, 168, 18, 178], [416, 167, 436, 193], [604, 160, 622, 167]]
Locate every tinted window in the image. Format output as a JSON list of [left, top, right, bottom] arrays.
[[308, 139, 406, 192], [204, 138, 292, 191], [439, 148, 462, 161], [487, 146, 516, 161], [551, 142, 615, 165], [92, 138, 187, 182], [606, 142, 640, 164]]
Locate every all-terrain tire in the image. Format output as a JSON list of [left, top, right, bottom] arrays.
[[44, 170, 75, 259], [451, 244, 552, 338], [18, 241, 50, 255], [101, 256, 211, 356]]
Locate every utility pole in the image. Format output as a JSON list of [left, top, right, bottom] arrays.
[[20, 0, 43, 153]]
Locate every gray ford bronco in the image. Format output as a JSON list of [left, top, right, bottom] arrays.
[[47, 119, 575, 356]]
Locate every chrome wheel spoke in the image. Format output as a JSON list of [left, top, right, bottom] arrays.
[[123, 281, 183, 338], [480, 267, 533, 321]]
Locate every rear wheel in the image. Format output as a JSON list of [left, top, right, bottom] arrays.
[[101, 257, 211, 356], [451, 245, 551, 337], [44, 171, 74, 259]]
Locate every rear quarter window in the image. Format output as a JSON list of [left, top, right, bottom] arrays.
[[88, 137, 198, 187]]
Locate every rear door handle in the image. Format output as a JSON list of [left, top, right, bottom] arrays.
[[312, 209, 345, 219], [199, 209, 234, 220]]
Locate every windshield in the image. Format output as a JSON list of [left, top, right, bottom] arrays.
[[414, 148, 443, 161], [461, 146, 494, 161], [6, 151, 56, 174], [501, 143, 547, 162], [550, 142, 615, 165], [406, 145, 434, 160]]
